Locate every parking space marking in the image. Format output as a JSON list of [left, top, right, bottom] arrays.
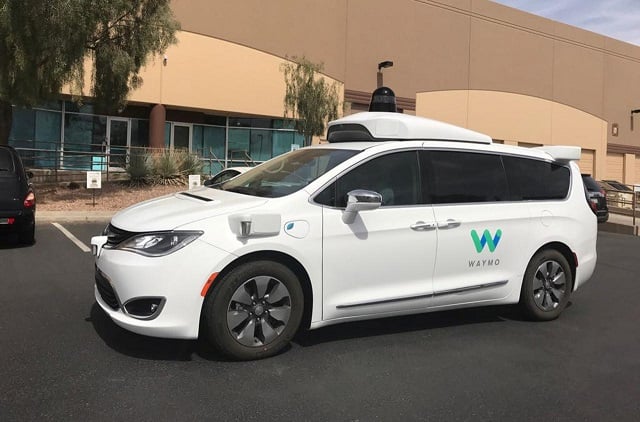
[[51, 222, 91, 253]]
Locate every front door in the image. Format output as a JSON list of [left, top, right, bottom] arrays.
[[107, 118, 130, 169], [321, 150, 437, 321]]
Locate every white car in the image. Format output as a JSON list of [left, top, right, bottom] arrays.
[[203, 167, 252, 186], [92, 112, 597, 360]]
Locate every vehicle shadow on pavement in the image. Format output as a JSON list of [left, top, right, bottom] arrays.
[[0, 235, 35, 249], [87, 303, 226, 362], [87, 302, 535, 361], [294, 305, 526, 347]]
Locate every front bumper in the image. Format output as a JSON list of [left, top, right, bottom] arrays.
[[93, 239, 232, 339]]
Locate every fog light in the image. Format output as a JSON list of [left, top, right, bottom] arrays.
[[124, 297, 165, 319]]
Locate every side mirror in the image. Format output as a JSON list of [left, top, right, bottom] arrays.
[[342, 189, 382, 224]]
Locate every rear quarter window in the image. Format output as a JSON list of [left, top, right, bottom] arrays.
[[503, 156, 570, 200], [0, 148, 16, 174]]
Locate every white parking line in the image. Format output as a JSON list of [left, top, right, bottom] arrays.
[[51, 222, 91, 253]]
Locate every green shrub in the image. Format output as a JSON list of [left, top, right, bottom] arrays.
[[177, 149, 203, 176], [126, 150, 151, 184], [124, 149, 204, 186], [151, 150, 182, 185]]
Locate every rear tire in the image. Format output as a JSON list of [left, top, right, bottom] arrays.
[[202, 260, 304, 360], [520, 249, 572, 321], [19, 224, 35, 245]]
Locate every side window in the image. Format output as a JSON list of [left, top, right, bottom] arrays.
[[318, 151, 421, 208], [503, 156, 570, 200], [421, 150, 508, 204], [0, 148, 16, 174]]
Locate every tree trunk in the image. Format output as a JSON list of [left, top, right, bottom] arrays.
[[0, 100, 12, 146]]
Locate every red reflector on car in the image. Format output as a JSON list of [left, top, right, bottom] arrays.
[[200, 272, 219, 297], [24, 192, 35, 208]]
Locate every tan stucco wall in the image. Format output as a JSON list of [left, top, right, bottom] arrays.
[[133, 32, 343, 118], [416, 90, 608, 178], [170, 0, 640, 152], [60, 0, 640, 179], [63, 31, 343, 120]]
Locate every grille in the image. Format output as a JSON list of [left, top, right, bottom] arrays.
[[105, 224, 136, 247], [95, 267, 120, 310]]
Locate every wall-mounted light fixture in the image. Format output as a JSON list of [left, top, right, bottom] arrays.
[[612, 123, 619, 136], [163, 55, 168, 66], [376, 60, 394, 88], [631, 109, 640, 131]]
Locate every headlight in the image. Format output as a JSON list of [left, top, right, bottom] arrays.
[[116, 231, 203, 257]]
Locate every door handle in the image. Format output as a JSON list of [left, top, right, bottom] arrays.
[[437, 219, 461, 229], [410, 221, 437, 231]]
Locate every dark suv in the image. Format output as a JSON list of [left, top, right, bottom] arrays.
[[0, 146, 36, 244], [582, 174, 608, 223]]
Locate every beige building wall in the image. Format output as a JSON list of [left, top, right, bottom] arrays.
[[132, 31, 343, 118], [61, 0, 640, 178], [166, 0, 640, 181], [417, 90, 608, 178]]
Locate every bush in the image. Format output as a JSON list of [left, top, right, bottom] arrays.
[[151, 150, 182, 185], [124, 149, 204, 186], [177, 149, 203, 176], [126, 150, 151, 184]]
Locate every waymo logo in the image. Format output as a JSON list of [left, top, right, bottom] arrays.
[[470, 229, 502, 253]]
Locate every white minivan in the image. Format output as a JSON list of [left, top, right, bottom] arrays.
[[91, 112, 597, 360]]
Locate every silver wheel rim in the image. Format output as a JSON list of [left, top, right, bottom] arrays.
[[532, 260, 567, 311], [226, 275, 292, 347]]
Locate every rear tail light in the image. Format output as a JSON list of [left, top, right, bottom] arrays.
[[584, 189, 597, 215], [24, 192, 35, 208]]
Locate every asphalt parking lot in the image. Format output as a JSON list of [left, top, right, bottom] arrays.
[[1, 222, 639, 421]]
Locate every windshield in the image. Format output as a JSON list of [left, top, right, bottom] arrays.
[[215, 148, 359, 198]]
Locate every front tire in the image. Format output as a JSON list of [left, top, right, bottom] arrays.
[[520, 249, 573, 321], [202, 260, 304, 360]]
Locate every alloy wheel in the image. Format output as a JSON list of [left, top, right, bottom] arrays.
[[532, 260, 567, 312], [226, 275, 292, 347]]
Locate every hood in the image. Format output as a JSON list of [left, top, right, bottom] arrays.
[[110, 187, 268, 232]]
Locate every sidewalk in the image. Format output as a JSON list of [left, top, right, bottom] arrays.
[[598, 212, 639, 236]]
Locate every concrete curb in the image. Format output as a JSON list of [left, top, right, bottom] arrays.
[[37, 210, 114, 223]]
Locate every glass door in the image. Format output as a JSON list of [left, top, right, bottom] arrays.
[[107, 117, 130, 169], [171, 123, 192, 151]]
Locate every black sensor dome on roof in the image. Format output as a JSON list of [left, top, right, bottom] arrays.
[[369, 86, 397, 112]]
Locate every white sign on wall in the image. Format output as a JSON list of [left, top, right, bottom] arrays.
[[188, 174, 201, 189], [86, 171, 102, 189], [291, 144, 300, 151]]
